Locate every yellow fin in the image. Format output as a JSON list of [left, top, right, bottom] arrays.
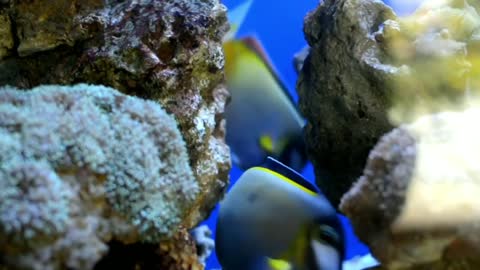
[[267, 258, 292, 270], [259, 134, 275, 153], [259, 134, 292, 156], [277, 224, 309, 268], [253, 167, 317, 196]]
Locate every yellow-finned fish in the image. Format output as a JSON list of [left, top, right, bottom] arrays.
[[223, 1, 308, 171], [215, 156, 344, 270]]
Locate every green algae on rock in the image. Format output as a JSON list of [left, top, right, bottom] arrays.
[[0, 11, 13, 59]]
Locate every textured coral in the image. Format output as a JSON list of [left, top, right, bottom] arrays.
[[340, 108, 480, 269], [383, 0, 480, 124], [0, 84, 198, 270], [0, 0, 230, 228]]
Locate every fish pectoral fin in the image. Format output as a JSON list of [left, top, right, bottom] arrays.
[[231, 151, 243, 167], [308, 239, 341, 270], [267, 258, 293, 270], [259, 134, 293, 156], [259, 134, 275, 153]]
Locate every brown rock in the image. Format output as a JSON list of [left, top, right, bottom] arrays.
[[0, 11, 13, 59], [297, 0, 398, 207], [94, 228, 204, 270]]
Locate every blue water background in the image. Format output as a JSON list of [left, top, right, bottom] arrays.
[[201, 1, 423, 269]]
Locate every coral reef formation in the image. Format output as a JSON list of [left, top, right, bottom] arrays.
[[0, 84, 201, 270], [298, 0, 480, 207], [341, 108, 480, 269], [0, 0, 230, 229], [302, 0, 480, 268]]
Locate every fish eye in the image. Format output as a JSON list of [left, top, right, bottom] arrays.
[[312, 225, 340, 246]]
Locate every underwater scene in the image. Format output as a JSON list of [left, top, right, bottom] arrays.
[[0, 0, 479, 269]]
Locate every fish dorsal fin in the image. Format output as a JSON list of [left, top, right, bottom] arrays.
[[224, 0, 254, 42], [240, 36, 300, 113], [260, 156, 318, 194]]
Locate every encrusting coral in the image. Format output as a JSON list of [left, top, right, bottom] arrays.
[[341, 108, 480, 269], [0, 0, 231, 229], [0, 84, 199, 270]]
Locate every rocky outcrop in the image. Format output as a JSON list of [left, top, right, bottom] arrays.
[[297, 0, 397, 207], [298, 0, 480, 207], [0, 0, 230, 230], [0, 0, 230, 269], [300, 0, 480, 268], [94, 227, 205, 270]]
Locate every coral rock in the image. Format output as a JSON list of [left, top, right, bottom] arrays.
[[298, 0, 480, 208], [0, 11, 13, 59], [0, 0, 230, 228], [94, 228, 204, 270], [340, 108, 480, 270], [156, 228, 205, 270]]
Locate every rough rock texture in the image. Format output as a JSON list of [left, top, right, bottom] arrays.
[[0, 84, 202, 269], [298, 0, 480, 207], [340, 108, 480, 270], [94, 228, 204, 270], [0, 0, 231, 229], [297, 0, 398, 207], [0, 11, 13, 59]]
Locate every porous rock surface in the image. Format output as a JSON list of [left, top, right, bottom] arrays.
[[0, 0, 231, 229], [297, 0, 397, 207], [298, 0, 480, 207], [301, 0, 480, 268], [0, 0, 230, 269]]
